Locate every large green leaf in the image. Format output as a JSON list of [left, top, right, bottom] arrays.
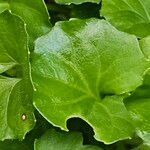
[[34, 129, 102, 150], [0, 11, 35, 140], [32, 19, 150, 144], [0, 0, 51, 50], [101, 0, 150, 38]]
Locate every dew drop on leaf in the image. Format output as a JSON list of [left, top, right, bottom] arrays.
[[21, 114, 27, 121]]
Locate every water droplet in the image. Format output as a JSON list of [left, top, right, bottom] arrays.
[[21, 114, 27, 121], [34, 88, 37, 92]]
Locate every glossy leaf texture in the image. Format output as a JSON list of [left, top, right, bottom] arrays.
[[0, 11, 35, 140], [101, 0, 150, 38], [31, 18, 150, 144], [34, 129, 102, 150], [55, 0, 101, 5], [0, 0, 51, 50]]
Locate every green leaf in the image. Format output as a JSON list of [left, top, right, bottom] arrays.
[[125, 81, 150, 133], [125, 36, 150, 134], [55, 0, 100, 5], [0, 111, 53, 150], [32, 19, 150, 144], [0, 11, 35, 140], [0, 0, 51, 50], [101, 0, 150, 38], [34, 129, 102, 150]]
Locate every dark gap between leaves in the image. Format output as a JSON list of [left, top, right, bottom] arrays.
[[67, 117, 104, 147]]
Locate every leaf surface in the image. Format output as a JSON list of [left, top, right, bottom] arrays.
[[101, 0, 150, 38], [34, 129, 102, 150], [0, 0, 51, 50], [140, 36, 150, 59], [125, 36, 150, 142], [32, 19, 150, 144], [0, 11, 35, 140]]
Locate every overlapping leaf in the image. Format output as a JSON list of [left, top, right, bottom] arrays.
[[0, 1, 8, 13], [101, 0, 150, 38], [32, 19, 150, 144], [125, 75, 150, 134], [0, 11, 35, 140], [0, 0, 51, 50], [34, 129, 102, 150], [140, 36, 150, 59], [125, 36, 150, 145], [133, 131, 150, 150]]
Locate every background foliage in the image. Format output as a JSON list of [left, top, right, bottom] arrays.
[[0, 0, 150, 149]]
